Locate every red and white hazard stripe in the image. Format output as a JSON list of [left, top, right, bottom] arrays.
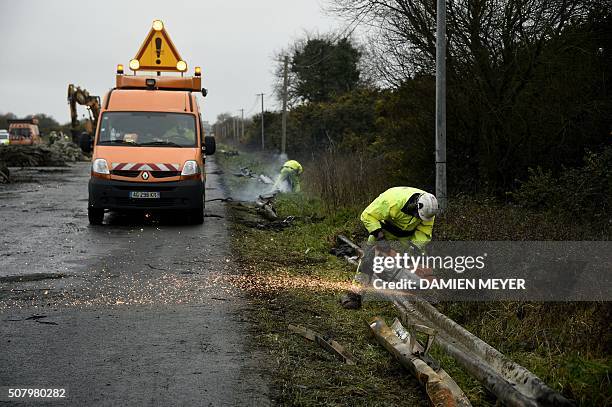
[[111, 163, 180, 171]]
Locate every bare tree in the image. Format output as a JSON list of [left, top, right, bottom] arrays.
[[327, 0, 606, 189], [328, 0, 597, 88]]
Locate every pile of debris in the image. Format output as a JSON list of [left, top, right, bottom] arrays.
[[48, 138, 85, 162], [226, 193, 308, 232], [0, 140, 85, 168], [233, 166, 274, 185], [220, 149, 239, 157], [255, 194, 278, 220]]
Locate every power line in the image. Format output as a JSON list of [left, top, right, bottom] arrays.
[[246, 94, 260, 115]]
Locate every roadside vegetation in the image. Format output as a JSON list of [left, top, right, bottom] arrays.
[[214, 1, 609, 405], [217, 150, 426, 406], [217, 149, 611, 406], [216, 3, 610, 204]]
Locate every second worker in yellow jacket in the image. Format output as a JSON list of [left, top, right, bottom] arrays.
[[273, 160, 303, 192]]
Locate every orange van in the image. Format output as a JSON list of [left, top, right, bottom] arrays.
[[8, 119, 41, 145], [87, 73, 215, 225]]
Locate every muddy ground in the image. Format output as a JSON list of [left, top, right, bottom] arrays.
[[0, 160, 270, 406]]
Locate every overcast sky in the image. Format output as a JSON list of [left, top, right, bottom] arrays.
[[0, 0, 344, 125]]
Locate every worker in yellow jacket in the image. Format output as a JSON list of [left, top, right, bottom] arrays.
[[341, 187, 439, 309], [273, 160, 303, 192], [361, 186, 438, 247]]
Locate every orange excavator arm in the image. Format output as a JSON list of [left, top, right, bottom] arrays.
[[67, 84, 101, 133], [67, 84, 100, 152]]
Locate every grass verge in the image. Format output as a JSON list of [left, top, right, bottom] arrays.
[[217, 147, 429, 406], [215, 147, 610, 406]]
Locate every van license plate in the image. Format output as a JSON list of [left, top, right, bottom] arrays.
[[130, 191, 160, 199]]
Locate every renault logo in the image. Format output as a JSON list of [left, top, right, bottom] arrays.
[[142, 171, 150, 180]]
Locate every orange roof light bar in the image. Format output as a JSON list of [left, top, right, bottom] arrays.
[[116, 75, 202, 91]]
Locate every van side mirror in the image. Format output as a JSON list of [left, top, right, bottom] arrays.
[[201, 88, 208, 97], [204, 135, 216, 155]]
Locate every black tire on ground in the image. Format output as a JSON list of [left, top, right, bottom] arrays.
[[190, 206, 204, 224], [88, 207, 104, 225]]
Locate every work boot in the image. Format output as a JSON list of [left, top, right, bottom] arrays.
[[340, 292, 362, 309]]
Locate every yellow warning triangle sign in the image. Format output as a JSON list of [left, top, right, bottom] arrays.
[[133, 21, 184, 72]]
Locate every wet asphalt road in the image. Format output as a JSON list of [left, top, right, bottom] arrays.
[[0, 159, 270, 406]]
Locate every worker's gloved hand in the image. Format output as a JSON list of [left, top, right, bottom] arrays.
[[370, 229, 385, 241], [370, 229, 390, 251]]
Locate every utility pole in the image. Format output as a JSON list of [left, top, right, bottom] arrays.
[[257, 93, 265, 150], [281, 55, 289, 156], [233, 116, 237, 144], [239, 108, 244, 141], [435, 0, 447, 211]]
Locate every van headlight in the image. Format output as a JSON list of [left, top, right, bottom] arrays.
[[92, 158, 110, 175], [181, 160, 200, 176]]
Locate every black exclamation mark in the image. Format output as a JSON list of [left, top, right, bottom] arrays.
[[155, 38, 162, 65]]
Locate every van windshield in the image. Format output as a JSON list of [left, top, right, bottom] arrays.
[[97, 112, 197, 147]]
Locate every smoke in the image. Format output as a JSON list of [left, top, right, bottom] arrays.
[[231, 153, 290, 202]]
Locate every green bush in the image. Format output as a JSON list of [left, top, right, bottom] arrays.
[[512, 146, 612, 221]]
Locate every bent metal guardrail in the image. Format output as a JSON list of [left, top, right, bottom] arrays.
[[338, 236, 574, 407]]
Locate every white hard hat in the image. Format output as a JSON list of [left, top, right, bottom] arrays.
[[417, 193, 438, 221]]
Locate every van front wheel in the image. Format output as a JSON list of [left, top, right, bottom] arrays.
[[88, 207, 104, 225], [190, 206, 204, 225]]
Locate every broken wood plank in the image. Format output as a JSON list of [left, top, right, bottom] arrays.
[[288, 324, 316, 341], [314, 336, 356, 366], [288, 324, 356, 365]]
